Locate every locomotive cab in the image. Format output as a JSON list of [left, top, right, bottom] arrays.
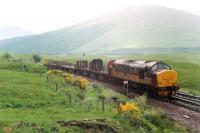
[[151, 62, 179, 96]]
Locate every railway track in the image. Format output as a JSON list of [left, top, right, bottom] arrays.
[[176, 91, 200, 103], [47, 64, 200, 112], [170, 92, 200, 112]]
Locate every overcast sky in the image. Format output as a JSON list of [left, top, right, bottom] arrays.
[[0, 0, 200, 34]]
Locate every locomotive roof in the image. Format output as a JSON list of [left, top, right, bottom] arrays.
[[114, 59, 157, 69]]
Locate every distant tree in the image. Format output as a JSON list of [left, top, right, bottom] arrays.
[[2, 52, 12, 61], [33, 54, 41, 62], [82, 53, 86, 56]]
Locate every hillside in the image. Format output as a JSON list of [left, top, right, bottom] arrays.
[[0, 5, 200, 54]]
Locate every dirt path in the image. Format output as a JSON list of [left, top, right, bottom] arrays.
[[87, 78, 200, 133]]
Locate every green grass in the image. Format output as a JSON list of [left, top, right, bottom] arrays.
[[0, 62, 189, 132], [0, 69, 118, 132], [168, 61, 200, 95]]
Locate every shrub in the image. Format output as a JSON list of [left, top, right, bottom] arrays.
[[5, 103, 13, 108], [25, 64, 47, 76], [2, 52, 12, 60], [33, 54, 41, 62], [65, 73, 74, 84], [13, 103, 23, 108], [74, 76, 89, 90], [119, 102, 141, 115]]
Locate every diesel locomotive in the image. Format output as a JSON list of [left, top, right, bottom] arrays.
[[107, 60, 179, 96]]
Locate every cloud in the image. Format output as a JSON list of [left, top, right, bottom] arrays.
[[0, 0, 199, 34]]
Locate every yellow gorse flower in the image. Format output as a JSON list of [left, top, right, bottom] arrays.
[[65, 73, 74, 83], [47, 70, 89, 90], [75, 76, 89, 90], [119, 102, 140, 114]]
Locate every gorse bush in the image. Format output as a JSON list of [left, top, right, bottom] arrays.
[[115, 97, 189, 133], [119, 102, 140, 115], [74, 76, 89, 90], [65, 73, 74, 84], [47, 70, 89, 91], [118, 101, 142, 125]]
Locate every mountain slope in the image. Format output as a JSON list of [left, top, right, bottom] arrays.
[[0, 5, 200, 54], [0, 23, 113, 53]]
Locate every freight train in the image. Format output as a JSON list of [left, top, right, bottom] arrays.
[[47, 59, 179, 97]]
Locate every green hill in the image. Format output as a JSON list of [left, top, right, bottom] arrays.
[[0, 5, 200, 54]]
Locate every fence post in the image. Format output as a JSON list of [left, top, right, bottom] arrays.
[[39, 72, 42, 77], [102, 99, 105, 112], [80, 99, 83, 108], [47, 75, 49, 83], [88, 99, 92, 112], [56, 82, 58, 91], [74, 97, 77, 104], [109, 101, 112, 112], [69, 93, 72, 104], [96, 99, 99, 111]]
